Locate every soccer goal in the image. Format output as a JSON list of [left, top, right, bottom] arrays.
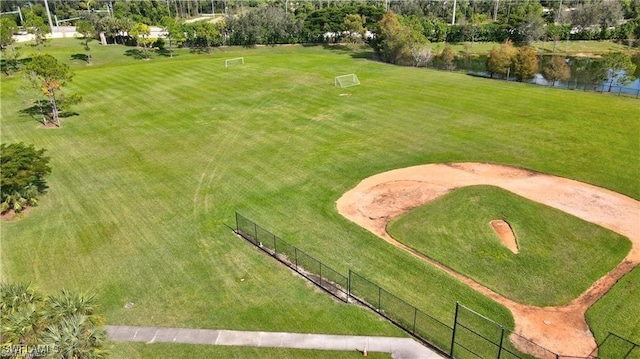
[[334, 74, 360, 88], [224, 57, 244, 68]]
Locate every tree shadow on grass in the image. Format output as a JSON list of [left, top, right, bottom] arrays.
[[71, 53, 89, 62], [188, 46, 212, 54], [155, 48, 172, 57], [312, 43, 374, 59], [19, 104, 79, 125], [124, 49, 147, 60], [58, 111, 79, 118], [19, 104, 48, 124]]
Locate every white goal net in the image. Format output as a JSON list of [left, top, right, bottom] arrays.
[[334, 74, 360, 88], [225, 57, 245, 68]]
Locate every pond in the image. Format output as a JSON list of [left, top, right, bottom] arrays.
[[434, 55, 640, 97]]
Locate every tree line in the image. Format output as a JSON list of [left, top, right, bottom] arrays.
[[1, 1, 639, 47]]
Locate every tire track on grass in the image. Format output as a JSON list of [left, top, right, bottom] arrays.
[[192, 124, 241, 226]]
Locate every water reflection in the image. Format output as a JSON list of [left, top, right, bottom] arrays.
[[442, 55, 640, 97]]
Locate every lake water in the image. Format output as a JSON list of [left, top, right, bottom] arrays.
[[446, 55, 640, 97]]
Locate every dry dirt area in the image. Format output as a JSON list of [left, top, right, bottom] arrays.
[[336, 162, 640, 358], [491, 219, 519, 254]]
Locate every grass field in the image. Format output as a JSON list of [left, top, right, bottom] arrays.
[[435, 40, 630, 56], [1, 39, 639, 357], [110, 343, 391, 359], [387, 185, 631, 307]]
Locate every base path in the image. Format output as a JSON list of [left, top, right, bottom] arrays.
[[106, 325, 443, 359], [336, 163, 640, 358]]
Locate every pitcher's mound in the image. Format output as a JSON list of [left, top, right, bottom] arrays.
[[491, 219, 519, 254]]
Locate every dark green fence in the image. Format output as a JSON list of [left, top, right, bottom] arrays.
[[235, 212, 348, 301], [348, 270, 454, 355], [234, 212, 637, 359], [592, 333, 640, 359]]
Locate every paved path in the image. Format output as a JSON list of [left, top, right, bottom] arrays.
[[106, 325, 444, 359]]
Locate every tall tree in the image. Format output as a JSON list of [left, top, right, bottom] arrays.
[[76, 20, 96, 64], [0, 17, 19, 75], [469, 13, 487, 44], [98, 16, 119, 45], [188, 20, 220, 52], [25, 54, 74, 126], [596, 0, 624, 39], [633, 52, 640, 79], [161, 17, 186, 58], [440, 44, 455, 70], [601, 51, 637, 91], [486, 40, 516, 78], [542, 56, 571, 87], [24, 11, 50, 51], [130, 23, 152, 60], [400, 14, 430, 66], [374, 11, 410, 64], [512, 45, 539, 81], [518, 12, 545, 45], [343, 13, 367, 46]]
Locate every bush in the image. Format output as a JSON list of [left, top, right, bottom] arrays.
[[153, 37, 165, 49], [0, 142, 51, 214]]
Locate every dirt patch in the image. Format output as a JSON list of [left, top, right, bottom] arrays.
[[0, 207, 31, 221], [491, 219, 519, 254], [336, 162, 640, 357]]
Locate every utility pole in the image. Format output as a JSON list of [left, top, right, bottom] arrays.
[[451, 0, 457, 25], [493, 0, 499, 21], [557, 0, 563, 23], [43, 0, 54, 33]]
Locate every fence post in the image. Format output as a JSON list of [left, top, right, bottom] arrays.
[[319, 263, 323, 286], [378, 286, 381, 312], [413, 307, 417, 333], [450, 302, 460, 357], [254, 222, 258, 241], [347, 270, 351, 302], [235, 212, 239, 231], [294, 247, 298, 270], [497, 327, 505, 359], [622, 344, 636, 359], [273, 235, 277, 256]]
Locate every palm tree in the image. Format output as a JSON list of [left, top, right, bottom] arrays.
[[0, 283, 42, 314], [42, 315, 108, 359], [1, 284, 108, 358], [45, 290, 100, 324], [0, 283, 46, 350]]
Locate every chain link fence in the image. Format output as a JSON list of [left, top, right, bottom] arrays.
[[234, 212, 638, 359], [592, 333, 640, 359], [235, 212, 348, 301], [348, 270, 454, 354]]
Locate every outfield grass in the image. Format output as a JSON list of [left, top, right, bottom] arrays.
[[110, 343, 391, 359], [1, 39, 638, 355], [387, 186, 631, 306]]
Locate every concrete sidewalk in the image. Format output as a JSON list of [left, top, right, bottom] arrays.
[[106, 325, 444, 359]]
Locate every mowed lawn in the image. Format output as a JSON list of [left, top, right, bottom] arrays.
[[1, 39, 639, 354], [387, 186, 631, 307], [110, 343, 391, 359]]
